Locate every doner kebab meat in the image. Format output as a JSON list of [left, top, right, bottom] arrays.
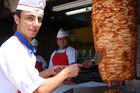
[[92, 0, 137, 86]]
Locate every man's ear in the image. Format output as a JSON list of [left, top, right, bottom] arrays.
[[14, 15, 19, 24]]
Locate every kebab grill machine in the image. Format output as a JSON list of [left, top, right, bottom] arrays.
[[64, 0, 139, 93]]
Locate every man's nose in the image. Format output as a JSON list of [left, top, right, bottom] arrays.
[[33, 17, 39, 26], [61, 39, 65, 42]]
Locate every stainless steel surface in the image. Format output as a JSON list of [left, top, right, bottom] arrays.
[[64, 86, 140, 93]]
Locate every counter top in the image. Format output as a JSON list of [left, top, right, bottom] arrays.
[[52, 81, 106, 93]]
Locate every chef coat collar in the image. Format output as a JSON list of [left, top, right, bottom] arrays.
[[14, 31, 36, 53], [56, 46, 68, 51]]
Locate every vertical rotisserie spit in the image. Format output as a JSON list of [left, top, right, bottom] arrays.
[[92, 0, 137, 86]]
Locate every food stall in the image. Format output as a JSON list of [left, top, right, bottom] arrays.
[[1, 0, 140, 92], [54, 0, 140, 92]]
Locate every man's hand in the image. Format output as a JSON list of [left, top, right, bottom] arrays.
[[63, 64, 83, 78], [51, 65, 66, 75]]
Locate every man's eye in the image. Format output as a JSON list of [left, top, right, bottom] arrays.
[[58, 39, 61, 41], [27, 17, 34, 21]]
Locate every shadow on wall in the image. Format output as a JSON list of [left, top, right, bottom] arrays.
[[36, 31, 58, 66], [0, 15, 15, 46], [0, 34, 10, 46]]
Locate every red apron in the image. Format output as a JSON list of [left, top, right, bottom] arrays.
[[52, 48, 69, 66], [52, 48, 75, 83], [35, 61, 43, 72]]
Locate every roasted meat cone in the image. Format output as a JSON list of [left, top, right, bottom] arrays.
[[91, 0, 137, 85]]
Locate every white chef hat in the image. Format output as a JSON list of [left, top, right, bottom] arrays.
[[57, 28, 69, 38], [16, 0, 46, 15], [31, 39, 38, 47]]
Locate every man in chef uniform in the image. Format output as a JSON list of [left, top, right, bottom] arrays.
[[49, 28, 77, 84], [0, 0, 82, 93], [31, 39, 47, 72]]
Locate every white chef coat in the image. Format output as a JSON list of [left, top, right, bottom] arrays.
[[0, 32, 45, 93], [49, 46, 77, 68]]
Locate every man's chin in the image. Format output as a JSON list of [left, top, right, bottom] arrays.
[[59, 46, 65, 49], [32, 33, 38, 38], [30, 35, 37, 39]]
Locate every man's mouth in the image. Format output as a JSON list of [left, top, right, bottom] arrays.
[[29, 29, 37, 32]]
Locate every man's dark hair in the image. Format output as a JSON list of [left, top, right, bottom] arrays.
[[15, 10, 22, 18], [13, 10, 22, 32]]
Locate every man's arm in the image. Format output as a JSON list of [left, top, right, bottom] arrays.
[[33, 64, 82, 93], [39, 65, 65, 78]]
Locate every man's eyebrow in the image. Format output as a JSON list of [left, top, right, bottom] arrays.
[[25, 14, 35, 17], [25, 14, 43, 18]]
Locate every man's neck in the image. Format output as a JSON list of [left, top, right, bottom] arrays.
[[16, 30, 31, 45]]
